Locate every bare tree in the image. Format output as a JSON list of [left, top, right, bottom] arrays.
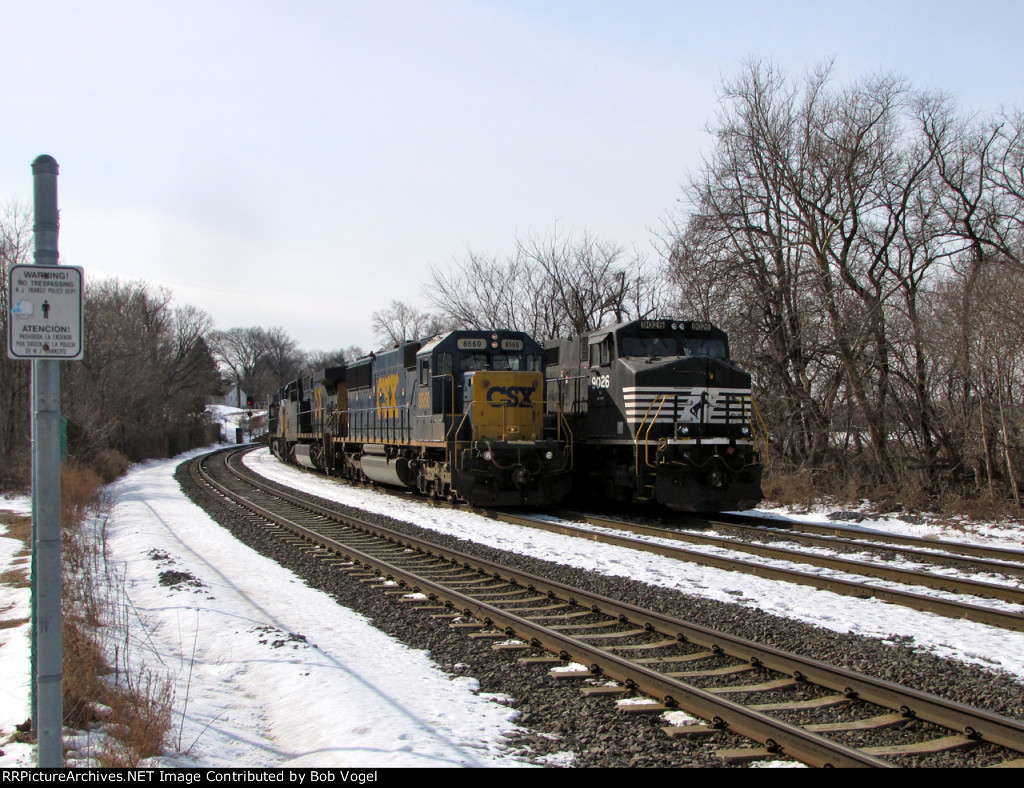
[[429, 229, 665, 340], [370, 300, 449, 348], [0, 202, 33, 482], [209, 327, 270, 407], [668, 61, 950, 486], [301, 345, 364, 375], [919, 98, 1024, 268], [256, 325, 303, 397], [209, 325, 307, 406], [62, 279, 221, 460], [428, 252, 535, 332], [164, 304, 219, 415]]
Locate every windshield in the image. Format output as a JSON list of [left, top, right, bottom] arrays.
[[620, 336, 727, 359], [461, 352, 528, 371]]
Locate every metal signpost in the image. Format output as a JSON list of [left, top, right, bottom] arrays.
[[6, 156, 82, 767]]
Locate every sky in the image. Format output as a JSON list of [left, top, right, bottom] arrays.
[[3, 1, 1023, 353], [2, 424, 1024, 766]]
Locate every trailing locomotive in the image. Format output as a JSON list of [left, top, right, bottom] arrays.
[[268, 330, 572, 507], [545, 319, 765, 512]]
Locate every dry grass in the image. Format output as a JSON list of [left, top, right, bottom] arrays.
[[58, 462, 175, 766], [95, 670, 174, 767], [0, 512, 31, 589], [92, 450, 131, 485], [0, 460, 175, 764], [761, 467, 822, 512], [763, 457, 1024, 525], [0, 511, 32, 545]]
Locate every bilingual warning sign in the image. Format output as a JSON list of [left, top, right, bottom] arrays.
[[7, 264, 84, 360]]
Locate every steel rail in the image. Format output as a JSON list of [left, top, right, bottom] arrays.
[[683, 515, 1024, 579], [558, 512, 1024, 603], [712, 513, 1024, 565], [488, 511, 1024, 631], [200, 447, 1024, 761]]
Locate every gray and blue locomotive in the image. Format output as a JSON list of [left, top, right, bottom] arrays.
[[269, 330, 572, 507], [545, 319, 764, 512]]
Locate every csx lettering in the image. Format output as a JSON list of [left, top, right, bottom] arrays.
[[376, 373, 400, 418], [486, 386, 534, 407]]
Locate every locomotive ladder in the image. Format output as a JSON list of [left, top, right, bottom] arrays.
[[634, 394, 674, 502]]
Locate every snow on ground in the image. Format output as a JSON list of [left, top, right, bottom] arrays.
[[242, 448, 1024, 678], [0, 495, 32, 766], [1, 443, 1023, 767], [0, 450, 548, 768], [748, 504, 1024, 553]]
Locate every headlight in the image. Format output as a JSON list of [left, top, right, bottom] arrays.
[[483, 450, 493, 461], [544, 451, 554, 460]]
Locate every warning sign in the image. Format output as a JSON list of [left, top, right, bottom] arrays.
[[7, 264, 84, 360]]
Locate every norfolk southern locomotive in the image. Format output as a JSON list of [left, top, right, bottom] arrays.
[[269, 330, 572, 506], [545, 319, 764, 511]]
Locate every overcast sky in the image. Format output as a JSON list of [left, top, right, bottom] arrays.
[[3, 1, 1022, 353]]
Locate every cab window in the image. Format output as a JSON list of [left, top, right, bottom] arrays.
[[589, 336, 614, 366]]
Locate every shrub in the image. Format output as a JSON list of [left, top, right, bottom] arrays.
[[92, 451, 131, 485]]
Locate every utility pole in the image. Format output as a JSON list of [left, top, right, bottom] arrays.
[[32, 154, 63, 768], [8, 156, 82, 766]]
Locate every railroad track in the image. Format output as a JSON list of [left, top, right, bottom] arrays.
[[714, 512, 1024, 565], [189, 446, 1024, 768], [490, 509, 1024, 631]]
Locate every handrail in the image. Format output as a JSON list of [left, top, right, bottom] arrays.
[[749, 397, 770, 463], [633, 394, 674, 480], [328, 403, 414, 446], [446, 411, 470, 468], [548, 398, 574, 471]]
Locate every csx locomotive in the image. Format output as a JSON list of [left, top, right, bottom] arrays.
[[545, 319, 765, 512], [269, 330, 572, 506]]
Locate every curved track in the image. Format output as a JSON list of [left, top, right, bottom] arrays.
[[191, 447, 1024, 768]]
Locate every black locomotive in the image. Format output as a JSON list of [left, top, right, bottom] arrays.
[[269, 330, 572, 507], [545, 319, 764, 512]]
